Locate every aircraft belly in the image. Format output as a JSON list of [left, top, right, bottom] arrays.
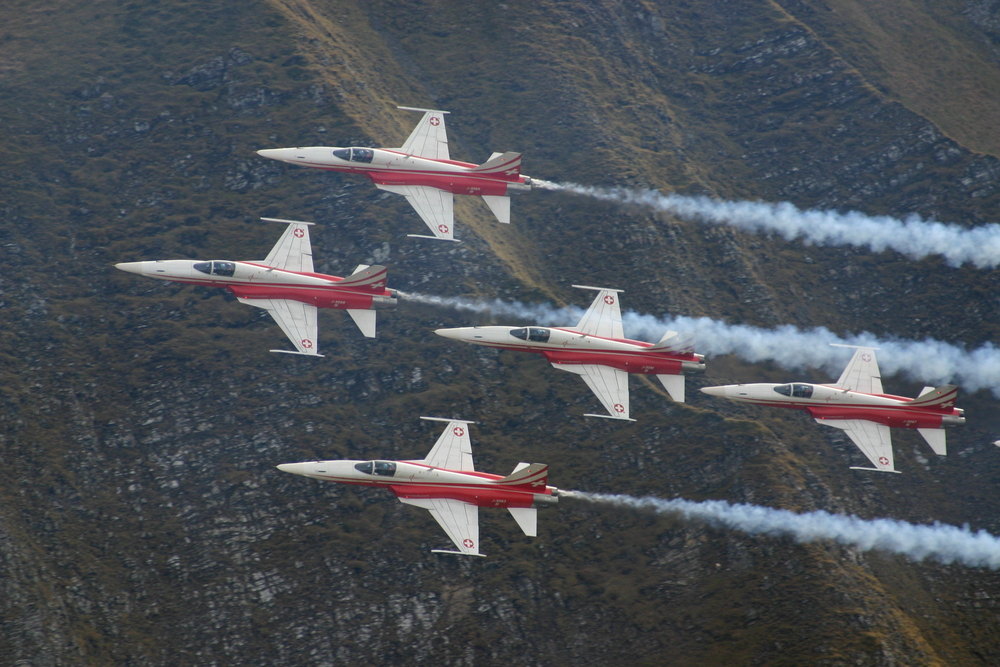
[[227, 285, 373, 309], [390, 484, 536, 508], [806, 405, 945, 429], [541, 349, 683, 374]]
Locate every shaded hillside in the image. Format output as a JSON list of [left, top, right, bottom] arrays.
[[1, 1, 999, 665]]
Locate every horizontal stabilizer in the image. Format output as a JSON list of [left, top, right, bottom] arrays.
[[849, 466, 903, 474], [481, 195, 511, 224], [346, 309, 377, 338], [508, 507, 537, 537], [656, 374, 685, 403], [917, 428, 948, 456]]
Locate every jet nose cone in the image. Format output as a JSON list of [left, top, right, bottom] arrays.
[[276, 462, 307, 476], [257, 148, 295, 161], [115, 261, 145, 275], [434, 328, 465, 340], [700, 385, 729, 398]]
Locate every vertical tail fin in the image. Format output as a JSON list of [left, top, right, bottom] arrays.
[[338, 265, 388, 292], [909, 385, 959, 408], [495, 462, 548, 490], [471, 151, 521, 178]]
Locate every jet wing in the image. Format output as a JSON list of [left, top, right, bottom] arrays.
[[374, 184, 456, 241], [833, 346, 883, 395], [816, 418, 898, 473], [421, 418, 475, 471], [238, 297, 321, 356], [552, 363, 633, 421], [260, 218, 314, 273], [396, 107, 450, 160], [396, 496, 483, 556], [572, 285, 624, 339]]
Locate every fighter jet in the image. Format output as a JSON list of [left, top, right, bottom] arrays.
[[276, 417, 559, 557], [256, 106, 532, 241], [700, 345, 966, 473], [435, 286, 705, 421], [115, 218, 396, 356]]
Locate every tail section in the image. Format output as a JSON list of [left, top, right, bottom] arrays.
[[649, 330, 688, 352], [471, 151, 522, 179], [496, 462, 548, 490], [338, 264, 388, 292], [909, 384, 959, 408]]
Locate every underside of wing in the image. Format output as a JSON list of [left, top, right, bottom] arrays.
[[374, 184, 455, 240], [817, 418, 896, 472], [237, 297, 320, 355], [573, 287, 624, 339], [552, 363, 632, 420], [834, 346, 883, 394], [260, 219, 315, 273], [397, 496, 482, 556]]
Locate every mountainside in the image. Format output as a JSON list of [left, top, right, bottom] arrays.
[[1, 1, 999, 665]]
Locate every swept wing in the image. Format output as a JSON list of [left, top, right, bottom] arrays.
[[817, 418, 898, 473]]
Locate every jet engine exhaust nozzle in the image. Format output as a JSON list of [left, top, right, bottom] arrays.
[[941, 415, 966, 427]]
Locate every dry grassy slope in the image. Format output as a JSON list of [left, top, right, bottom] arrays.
[[775, 0, 1000, 158]]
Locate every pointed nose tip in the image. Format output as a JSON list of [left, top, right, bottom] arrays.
[[434, 328, 461, 340], [276, 463, 296, 474], [700, 385, 728, 398], [256, 148, 289, 161], [115, 261, 144, 275]]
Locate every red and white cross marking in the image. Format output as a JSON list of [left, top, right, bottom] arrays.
[[861, 352, 872, 362], [429, 116, 440, 126], [462, 538, 474, 548], [878, 456, 890, 466], [293, 228, 305, 238], [613, 403, 625, 414], [300, 339, 313, 349], [604, 295, 615, 305], [438, 224, 450, 234], [452, 426, 465, 437]]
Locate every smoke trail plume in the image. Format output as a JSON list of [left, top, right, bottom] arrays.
[[534, 180, 1000, 269], [565, 490, 1000, 569], [407, 292, 1000, 395]]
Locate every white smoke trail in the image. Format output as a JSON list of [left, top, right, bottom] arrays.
[[565, 490, 1000, 569], [407, 292, 1000, 395], [534, 180, 1000, 269]]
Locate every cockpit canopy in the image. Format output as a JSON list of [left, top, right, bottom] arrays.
[[774, 383, 813, 398], [332, 147, 374, 163], [193, 261, 235, 277], [354, 460, 397, 476], [510, 327, 550, 343]]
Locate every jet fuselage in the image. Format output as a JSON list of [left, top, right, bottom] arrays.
[[276, 459, 558, 508], [435, 325, 706, 376], [115, 260, 397, 310], [256, 147, 532, 196], [700, 382, 965, 430]]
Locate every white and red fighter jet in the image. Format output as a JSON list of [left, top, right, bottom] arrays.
[[256, 106, 531, 241], [700, 345, 966, 473], [115, 218, 396, 356], [276, 417, 559, 557], [435, 286, 706, 421]]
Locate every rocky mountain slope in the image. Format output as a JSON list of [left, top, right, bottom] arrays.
[[1, 0, 998, 664]]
